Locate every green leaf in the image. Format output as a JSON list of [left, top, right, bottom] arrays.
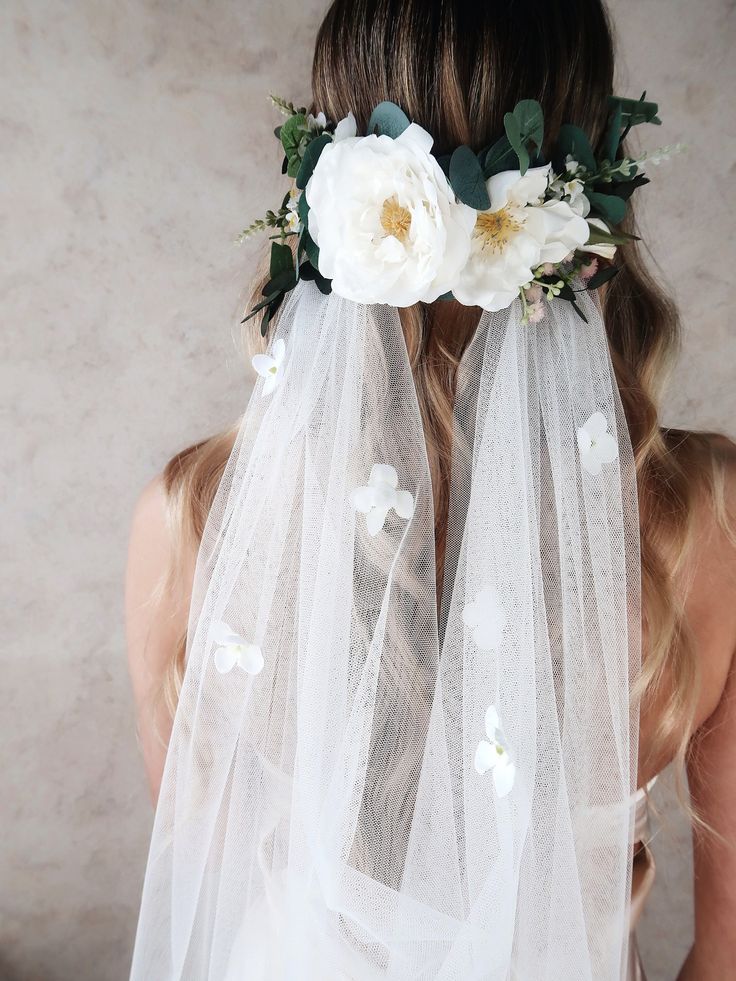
[[367, 101, 410, 138], [263, 268, 297, 296], [606, 174, 649, 201], [296, 133, 331, 190], [449, 145, 491, 210], [270, 241, 294, 280], [607, 94, 661, 127], [280, 113, 307, 162], [556, 125, 597, 174], [482, 136, 518, 177], [585, 265, 620, 290], [300, 228, 320, 268], [569, 299, 589, 324], [299, 261, 332, 294], [512, 99, 544, 155], [504, 112, 529, 175], [587, 190, 627, 225], [241, 291, 280, 324], [586, 221, 639, 247], [605, 102, 623, 164], [436, 291, 454, 301]]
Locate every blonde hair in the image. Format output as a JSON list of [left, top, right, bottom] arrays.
[[157, 0, 732, 816]]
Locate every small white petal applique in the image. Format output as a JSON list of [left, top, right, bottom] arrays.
[[252, 338, 286, 397], [475, 704, 516, 798], [350, 464, 415, 537], [576, 411, 619, 476], [462, 585, 507, 651], [212, 621, 264, 676]]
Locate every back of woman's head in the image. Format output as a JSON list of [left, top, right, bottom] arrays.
[[313, 0, 614, 158], [164, 0, 727, 805]]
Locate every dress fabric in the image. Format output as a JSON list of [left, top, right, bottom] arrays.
[[627, 783, 658, 981]]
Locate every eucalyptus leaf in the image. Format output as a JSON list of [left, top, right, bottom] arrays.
[[512, 99, 544, 154], [504, 111, 530, 175], [482, 136, 518, 177], [296, 133, 331, 190], [263, 268, 298, 296], [449, 145, 491, 210], [367, 101, 411, 138], [587, 191, 627, 225], [606, 174, 649, 201], [556, 125, 597, 174]]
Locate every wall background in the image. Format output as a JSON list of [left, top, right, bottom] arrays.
[[2, 1, 733, 978]]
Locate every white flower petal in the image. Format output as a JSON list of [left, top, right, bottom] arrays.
[[584, 411, 609, 438], [393, 489, 415, 520], [473, 620, 504, 651], [474, 740, 497, 775], [214, 645, 238, 674], [252, 354, 276, 378], [576, 427, 593, 455], [351, 486, 377, 514], [212, 621, 241, 646], [239, 644, 264, 675], [366, 505, 390, 537], [484, 705, 501, 738], [333, 111, 357, 142], [580, 451, 603, 476], [493, 760, 516, 798], [369, 464, 398, 489], [595, 432, 619, 465]]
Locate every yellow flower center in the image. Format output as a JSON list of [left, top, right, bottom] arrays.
[[380, 196, 412, 242], [474, 207, 523, 253]]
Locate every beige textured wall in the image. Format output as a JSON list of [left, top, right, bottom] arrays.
[[2, 2, 733, 979]]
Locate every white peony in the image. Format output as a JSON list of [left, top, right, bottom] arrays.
[[305, 123, 475, 306], [453, 164, 590, 312]]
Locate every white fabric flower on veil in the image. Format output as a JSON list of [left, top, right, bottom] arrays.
[[212, 622, 264, 675], [351, 464, 415, 537], [305, 123, 475, 306], [453, 164, 589, 312], [462, 586, 507, 651], [475, 705, 516, 798], [577, 412, 619, 476], [252, 339, 286, 396]]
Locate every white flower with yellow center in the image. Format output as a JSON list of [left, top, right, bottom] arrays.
[[212, 622, 264, 676], [252, 338, 286, 397], [453, 164, 590, 312], [305, 123, 476, 306], [475, 705, 516, 798], [285, 187, 301, 233]]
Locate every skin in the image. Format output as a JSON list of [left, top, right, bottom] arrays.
[[126, 312, 736, 978]]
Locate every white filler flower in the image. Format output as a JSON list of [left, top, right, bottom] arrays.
[[475, 705, 516, 798], [453, 164, 589, 312], [351, 464, 415, 537], [252, 338, 286, 397], [212, 622, 264, 675], [462, 586, 507, 651], [305, 123, 475, 306], [577, 411, 619, 475]]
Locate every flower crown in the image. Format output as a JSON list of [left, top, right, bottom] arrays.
[[241, 93, 680, 332]]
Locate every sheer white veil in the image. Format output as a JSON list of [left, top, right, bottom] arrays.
[[131, 281, 640, 980]]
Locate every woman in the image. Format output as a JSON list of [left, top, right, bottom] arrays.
[[126, 1, 736, 978]]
